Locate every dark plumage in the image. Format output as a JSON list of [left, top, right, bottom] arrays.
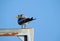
[[18, 17, 35, 25], [17, 14, 36, 28]]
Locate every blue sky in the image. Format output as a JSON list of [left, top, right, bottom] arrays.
[[0, 0, 60, 41]]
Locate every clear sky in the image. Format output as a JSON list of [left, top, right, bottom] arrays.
[[0, 0, 60, 41]]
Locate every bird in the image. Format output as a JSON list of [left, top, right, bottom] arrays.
[[16, 14, 36, 28]]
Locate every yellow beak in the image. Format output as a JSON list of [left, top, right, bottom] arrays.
[[16, 16, 18, 18]]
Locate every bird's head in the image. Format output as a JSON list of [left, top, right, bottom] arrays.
[[16, 14, 24, 18]]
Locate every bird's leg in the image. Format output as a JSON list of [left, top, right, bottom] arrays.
[[24, 24, 26, 28], [21, 24, 26, 28], [21, 25, 24, 28], [21, 25, 22, 28]]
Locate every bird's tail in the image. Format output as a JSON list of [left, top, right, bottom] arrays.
[[31, 17, 36, 20]]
